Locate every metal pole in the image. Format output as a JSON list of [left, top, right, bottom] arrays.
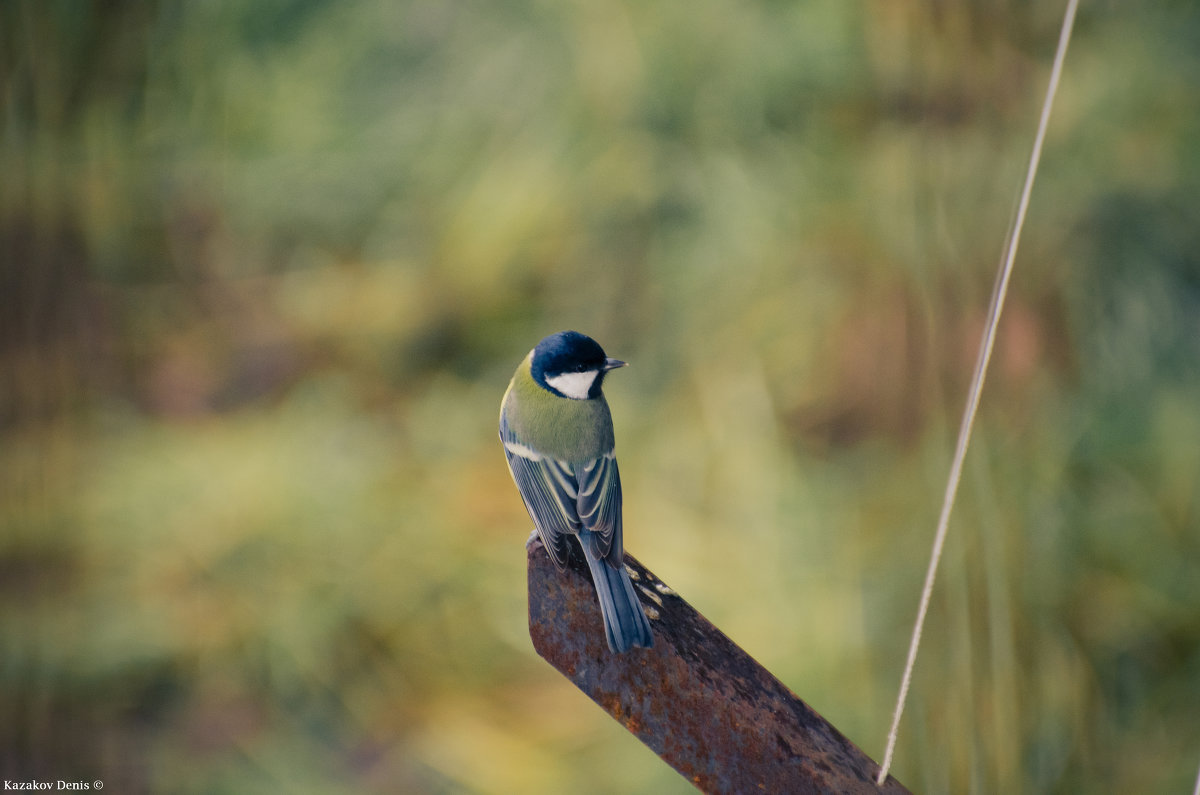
[[527, 537, 910, 794]]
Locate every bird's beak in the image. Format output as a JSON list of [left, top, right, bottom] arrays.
[[603, 358, 627, 371]]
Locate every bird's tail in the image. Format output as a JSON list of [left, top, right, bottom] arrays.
[[579, 531, 654, 654]]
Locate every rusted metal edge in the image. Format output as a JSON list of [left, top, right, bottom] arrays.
[[527, 535, 910, 794]]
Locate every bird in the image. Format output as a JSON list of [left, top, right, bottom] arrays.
[[499, 330, 653, 653]]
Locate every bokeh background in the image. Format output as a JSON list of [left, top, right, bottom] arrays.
[[3, 1, 1199, 792]]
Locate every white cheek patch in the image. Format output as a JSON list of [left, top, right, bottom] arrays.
[[545, 370, 599, 400]]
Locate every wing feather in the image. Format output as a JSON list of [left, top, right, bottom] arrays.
[[500, 413, 575, 568], [501, 412, 623, 569], [576, 454, 623, 563]]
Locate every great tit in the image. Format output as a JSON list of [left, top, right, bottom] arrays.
[[499, 330, 653, 653]]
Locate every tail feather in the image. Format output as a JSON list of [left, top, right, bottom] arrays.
[[580, 531, 653, 653]]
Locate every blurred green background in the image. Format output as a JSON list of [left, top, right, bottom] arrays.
[[3, 1, 1199, 792]]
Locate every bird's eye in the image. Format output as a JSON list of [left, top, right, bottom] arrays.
[[575, 363, 587, 372]]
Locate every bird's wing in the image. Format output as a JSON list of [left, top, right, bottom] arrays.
[[500, 421, 578, 569], [576, 453, 623, 564]]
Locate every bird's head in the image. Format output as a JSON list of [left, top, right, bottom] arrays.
[[530, 331, 626, 400]]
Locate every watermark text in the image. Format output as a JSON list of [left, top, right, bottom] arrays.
[[3, 782, 101, 791]]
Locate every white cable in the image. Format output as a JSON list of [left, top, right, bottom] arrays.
[[876, 0, 1080, 784]]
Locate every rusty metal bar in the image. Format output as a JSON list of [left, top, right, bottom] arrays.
[[527, 536, 910, 794]]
